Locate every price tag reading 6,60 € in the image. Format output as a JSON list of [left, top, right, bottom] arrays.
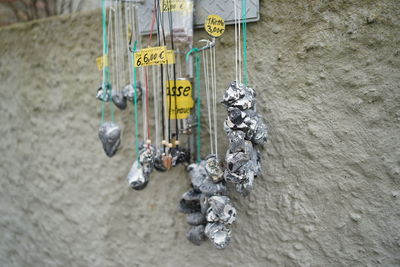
[[166, 79, 194, 119], [134, 46, 169, 67], [205, 14, 225, 38]]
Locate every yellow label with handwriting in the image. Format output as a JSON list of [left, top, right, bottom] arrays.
[[162, 0, 189, 12], [205, 15, 225, 37], [134, 46, 168, 67], [96, 55, 108, 70], [127, 24, 132, 42], [166, 50, 175, 64], [166, 79, 194, 119]]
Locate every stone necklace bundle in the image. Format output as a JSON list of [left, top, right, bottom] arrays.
[[178, 0, 268, 249], [96, 0, 193, 185], [96, 0, 267, 250], [126, 0, 193, 190]]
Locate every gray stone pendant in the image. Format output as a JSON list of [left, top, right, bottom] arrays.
[[98, 121, 121, 157], [112, 90, 127, 110], [204, 222, 231, 249], [178, 159, 236, 249], [205, 154, 224, 183], [96, 84, 112, 102], [122, 82, 142, 102], [127, 160, 149, 190]]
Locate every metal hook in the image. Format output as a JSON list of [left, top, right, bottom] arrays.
[[198, 37, 216, 51]]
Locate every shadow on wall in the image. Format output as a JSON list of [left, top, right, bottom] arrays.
[[0, 0, 98, 26]]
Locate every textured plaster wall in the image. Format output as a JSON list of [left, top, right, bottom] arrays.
[[0, 1, 399, 266]]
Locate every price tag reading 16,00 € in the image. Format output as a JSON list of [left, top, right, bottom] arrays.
[[135, 46, 175, 67], [205, 14, 225, 38]]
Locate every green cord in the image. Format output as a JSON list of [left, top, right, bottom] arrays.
[[195, 53, 201, 163], [186, 48, 201, 163], [242, 0, 248, 86], [131, 41, 140, 164]]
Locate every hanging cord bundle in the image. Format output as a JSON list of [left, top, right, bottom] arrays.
[[111, 0, 129, 110], [185, 48, 201, 163], [179, 35, 236, 250], [98, 0, 121, 158], [221, 0, 268, 194], [126, 0, 158, 190]]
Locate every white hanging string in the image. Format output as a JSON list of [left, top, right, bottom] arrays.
[[233, 0, 238, 83], [153, 65, 160, 146], [116, 1, 121, 91], [202, 47, 214, 154], [124, 3, 130, 75], [106, 4, 112, 88], [212, 44, 218, 157], [141, 64, 147, 140], [110, 5, 117, 93], [115, 2, 119, 93], [209, 44, 215, 156], [163, 64, 169, 147], [237, 0, 242, 84]]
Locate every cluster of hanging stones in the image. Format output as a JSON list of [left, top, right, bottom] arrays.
[[96, 82, 143, 110], [127, 143, 190, 190], [98, 81, 268, 249], [222, 81, 268, 196], [178, 81, 267, 249], [97, 82, 143, 157], [178, 155, 236, 249], [97, 81, 191, 190]]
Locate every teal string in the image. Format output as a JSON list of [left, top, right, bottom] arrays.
[[131, 41, 140, 164], [195, 53, 201, 163], [242, 0, 248, 86], [186, 48, 201, 163]]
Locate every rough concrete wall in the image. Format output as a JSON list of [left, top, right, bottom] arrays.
[[0, 1, 399, 266]]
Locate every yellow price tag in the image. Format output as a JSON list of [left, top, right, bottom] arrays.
[[166, 50, 175, 64], [162, 0, 189, 12], [127, 24, 132, 42], [96, 55, 108, 70], [134, 46, 170, 67], [166, 79, 194, 119], [205, 15, 225, 37]]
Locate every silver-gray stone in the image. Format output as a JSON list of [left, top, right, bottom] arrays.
[[200, 194, 209, 216], [224, 169, 247, 184], [112, 90, 127, 110], [122, 83, 142, 102], [178, 189, 201, 214], [225, 151, 250, 173], [186, 225, 205, 246], [205, 155, 224, 183], [153, 150, 167, 172], [186, 212, 207, 226], [206, 196, 237, 225], [96, 85, 112, 102], [187, 162, 209, 192], [227, 130, 246, 152], [138, 144, 156, 178], [235, 173, 255, 196], [204, 222, 231, 249], [251, 116, 268, 146], [98, 121, 121, 157], [127, 160, 149, 190], [199, 178, 227, 196]]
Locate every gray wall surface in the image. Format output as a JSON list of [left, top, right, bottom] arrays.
[[0, 1, 399, 266]]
